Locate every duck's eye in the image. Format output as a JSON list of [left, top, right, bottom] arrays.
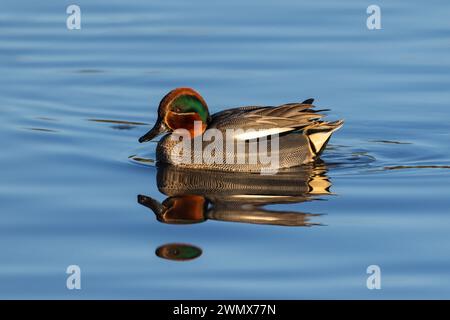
[[174, 107, 182, 112]]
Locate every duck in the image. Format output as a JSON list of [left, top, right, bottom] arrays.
[[138, 87, 343, 172]]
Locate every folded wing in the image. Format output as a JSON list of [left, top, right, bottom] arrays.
[[209, 99, 342, 148]]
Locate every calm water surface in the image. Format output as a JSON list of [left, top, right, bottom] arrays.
[[1, 0, 450, 298]]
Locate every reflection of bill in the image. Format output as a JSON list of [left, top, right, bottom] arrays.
[[155, 243, 202, 261], [138, 162, 332, 227]]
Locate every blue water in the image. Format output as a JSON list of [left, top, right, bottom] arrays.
[[1, 0, 450, 298]]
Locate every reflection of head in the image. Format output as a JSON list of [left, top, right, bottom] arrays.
[[138, 194, 206, 224], [155, 243, 202, 261]]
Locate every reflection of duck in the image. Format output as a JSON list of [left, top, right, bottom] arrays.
[[138, 162, 331, 227], [138, 88, 343, 171]]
